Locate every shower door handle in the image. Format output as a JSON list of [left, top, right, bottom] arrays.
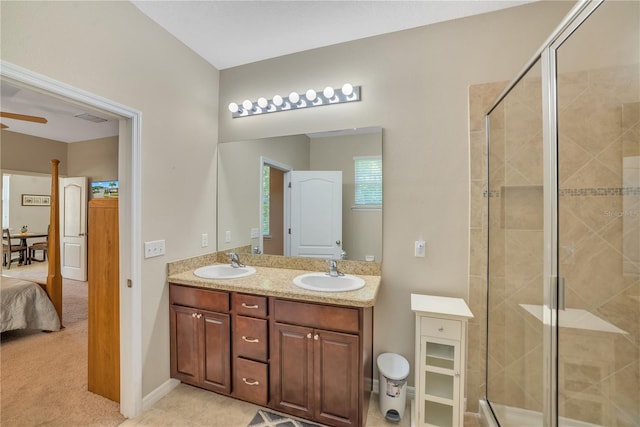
[[553, 276, 566, 311]]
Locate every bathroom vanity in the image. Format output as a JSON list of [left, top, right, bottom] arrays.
[[168, 260, 379, 427]]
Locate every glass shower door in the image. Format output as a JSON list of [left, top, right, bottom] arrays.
[[555, 1, 640, 425], [486, 59, 546, 426]]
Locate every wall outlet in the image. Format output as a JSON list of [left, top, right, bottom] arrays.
[[250, 227, 260, 238], [201, 233, 208, 248], [225, 230, 231, 243], [144, 240, 166, 258]]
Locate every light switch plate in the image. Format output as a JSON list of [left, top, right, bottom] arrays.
[[144, 240, 166, 258], [414, 240, 426, 257]]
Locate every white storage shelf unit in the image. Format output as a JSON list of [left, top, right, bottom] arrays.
[[411, 294, 473, 427]]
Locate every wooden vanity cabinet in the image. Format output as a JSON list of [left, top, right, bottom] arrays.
[[169, 284, 231, 394], [271, 298, 373, 427], [231, 293, 269, 406], [169, 284, 374, 427]]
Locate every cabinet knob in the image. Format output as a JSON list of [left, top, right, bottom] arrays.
[[454, 371, 460, 377], [242, 336, 259, 343], [438, 326, 444, 332], [197, 313, 202, 319], [241, 303, 259, 309], [307, 333, 312, 339], [314, 334, 319, 341], [192, 313, 197, 318], [242, 378, 260, 386]]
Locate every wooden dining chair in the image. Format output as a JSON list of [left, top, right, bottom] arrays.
[[29, 225, 49, 262], [2, 228, 28, 269]]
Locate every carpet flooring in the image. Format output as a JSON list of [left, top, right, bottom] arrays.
[[0, 264, 125, 426]]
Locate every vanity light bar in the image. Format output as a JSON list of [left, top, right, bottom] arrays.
[[228, 83, 361, 118]]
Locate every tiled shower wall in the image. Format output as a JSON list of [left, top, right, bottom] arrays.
[[467, 63, 640, 425]]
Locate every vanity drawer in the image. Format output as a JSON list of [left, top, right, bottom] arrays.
[[233, 293, 268, 318], [170, 284, 229, 313], [420, 317, 461, 340], [234, 316, 268, 361], [274, 299, 359, 333], [234, 358, 268, 406]]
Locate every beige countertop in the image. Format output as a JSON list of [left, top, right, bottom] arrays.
[[167, 264, 380, 308]]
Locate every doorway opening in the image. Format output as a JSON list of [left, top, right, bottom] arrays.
[[1, 61, 142, 418]]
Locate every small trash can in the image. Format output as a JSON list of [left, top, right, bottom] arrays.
[[377, 352, 410, 423]]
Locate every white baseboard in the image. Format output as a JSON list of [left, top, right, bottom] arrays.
[[372, 379, 415, 400], [142, 378, 180, 411]]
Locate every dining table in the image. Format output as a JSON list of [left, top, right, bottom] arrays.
[[14, 231, 48, 265]]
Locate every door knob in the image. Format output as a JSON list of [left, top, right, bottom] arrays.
[[336, 240, 341, 245]]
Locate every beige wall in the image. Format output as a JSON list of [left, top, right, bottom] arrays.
[[2, 1, 219, 397], [5, 174, 51, 235], [1, 132, 118, 180], [0, 0, 580, 407], [219, 0, 575, 388], [1, 131, 68, 175], [67, 136, 118, 182]]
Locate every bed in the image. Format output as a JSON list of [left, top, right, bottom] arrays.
[[1, 159, 64, 332], [0, 276, 60, 332]]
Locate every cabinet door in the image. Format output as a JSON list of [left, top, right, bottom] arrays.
[[272, 322, 314, 418], [170, 305, 200, 385], [201, 311, 231, 393], [419, 335, 460, 427], [314, 329, 360, 427]]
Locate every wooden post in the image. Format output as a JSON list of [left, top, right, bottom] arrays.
[[47, 159, 63, 325]]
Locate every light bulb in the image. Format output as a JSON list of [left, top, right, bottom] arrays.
[[305, 89, 317, 102], [272, 95, 284, 107], [342, 83, 354, 96], [323, 86, 335, 99], [289, 91, 300, 104], [242, 99, 253, 111], [257, 97, 268, 109], [228, 102, 239, 113]]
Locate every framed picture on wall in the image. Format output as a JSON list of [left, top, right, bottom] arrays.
[[91, 180, 119, 198], [21, 194, 51, 206]]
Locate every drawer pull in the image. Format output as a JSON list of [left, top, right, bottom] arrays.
[[241, 303, 259, 309], [205, 318, 222, 324], [242, 336, 259, 343], [242, 378, 260, 386]]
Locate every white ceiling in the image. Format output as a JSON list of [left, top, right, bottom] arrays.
[[131, 0, 534, 70], [1, 0, 532, 142]]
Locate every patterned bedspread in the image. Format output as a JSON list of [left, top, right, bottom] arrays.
[[1, 276, 61, 333]]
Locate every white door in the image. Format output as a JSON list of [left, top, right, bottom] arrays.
[[60, 177, 88, 281], [288, 171, 342, 259]]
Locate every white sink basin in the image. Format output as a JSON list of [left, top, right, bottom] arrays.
[[293, 272, 365, 293], [194, 264, 256, 279]]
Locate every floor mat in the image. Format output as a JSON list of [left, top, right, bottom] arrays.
[[248, 409, 322, 427]]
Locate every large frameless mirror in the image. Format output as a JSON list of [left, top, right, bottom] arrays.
[[217, 127, 382, 262]]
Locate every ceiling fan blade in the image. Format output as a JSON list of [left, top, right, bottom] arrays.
[[0, 112, 48, 124], [0, 123, 8, 129]]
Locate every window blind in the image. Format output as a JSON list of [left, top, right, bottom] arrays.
[[354, 155, 382, 207]]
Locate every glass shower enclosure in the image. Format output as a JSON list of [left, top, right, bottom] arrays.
[[484, 1, 639, 426]]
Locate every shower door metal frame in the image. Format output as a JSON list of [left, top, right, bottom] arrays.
[[483, 1, 605, 426]]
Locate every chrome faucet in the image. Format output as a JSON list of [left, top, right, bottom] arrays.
[[327, 259, 343, 277], [229, 252, 245, 268]]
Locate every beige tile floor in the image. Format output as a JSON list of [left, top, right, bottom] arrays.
[[119, 383, 481, 427]]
